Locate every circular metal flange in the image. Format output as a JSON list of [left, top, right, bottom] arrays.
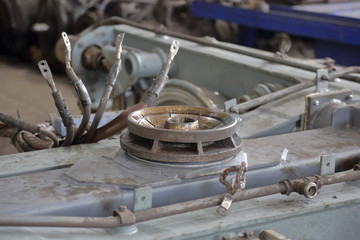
[[126, 106, 237, 143], [120, 106, 242, 163]]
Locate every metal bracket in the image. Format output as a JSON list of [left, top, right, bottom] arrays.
[[303, 88, 353, 130], [133, 186, 152, 212], [224, 99, 238, 113], [316, 69, 329, 93], [320, 154, 336, 176]]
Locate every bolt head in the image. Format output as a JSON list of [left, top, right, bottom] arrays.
[[119, 205, 127, 212], [313, 100, 320, 106], [346, 94, 353, 100]]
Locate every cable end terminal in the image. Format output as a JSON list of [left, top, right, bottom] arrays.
[[169, 40, 180, 61], [38, 60, 57, 92], [115, 33, 125, 60]]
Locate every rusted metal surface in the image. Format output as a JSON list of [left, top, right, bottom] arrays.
[[0, 112, 59, 147], [113, 205, 136, 225], [121, 106, 242, 163], [127, 106, 238, 143], [219, 162, 247, 195]]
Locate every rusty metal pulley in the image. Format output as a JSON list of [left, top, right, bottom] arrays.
[[120, 106, 242, 163]]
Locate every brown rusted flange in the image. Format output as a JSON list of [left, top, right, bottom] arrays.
[[121, 106, 242, 163]]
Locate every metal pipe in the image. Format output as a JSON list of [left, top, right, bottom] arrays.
[[135, 167, 360, 222], [90, 40, 180, 142], [0, 166, 358, 228], [82, 33, 125, 143], [38, 60, 74, 146], [232, 80, 314, 113], [329, 66, 360, 82], [61, 32, 92, 144]]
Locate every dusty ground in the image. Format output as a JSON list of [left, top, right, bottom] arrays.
[[0, 56, 81, 155]]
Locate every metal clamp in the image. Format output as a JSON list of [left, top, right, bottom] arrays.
[[316, 69, 329, 93], [113, 206, 136, 225]]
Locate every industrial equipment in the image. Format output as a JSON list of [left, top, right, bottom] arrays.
[[0, 21, 360, 240]]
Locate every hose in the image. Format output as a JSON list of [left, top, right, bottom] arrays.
[[90, 40, 180, 142], [81, 33, 125, 143], [61, 32, 92, 143], [38, 60, 74, 146]]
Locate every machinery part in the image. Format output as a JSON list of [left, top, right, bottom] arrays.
[[141, 40, 180, 106], [120, 106, 242, 163], [90, 40, 180, 143], [11, 130, 54, 152], [219, 162, 247, 195], [231, 80, 314, 113], [123, 48, 167, 79], [81, 45, 110, 71], [38, 60, 74, 146], [0, 205, 135, 228], [303, 88, 356, 130], [258, 230, 290, 240], [0, 112, 58, 147], [82, 33, 125, 143], [153, 79, 227, 109], [329, 66, 360, 82], [91, 16, 337, 74], [1, 164, 358, 229], [238, 83, 286, 103], [315, 68, 329, 93], [217, 193, 233, 216], [134, 165, 360, 223], [62, 32, 92, 143], [217, 162, 246, 215]]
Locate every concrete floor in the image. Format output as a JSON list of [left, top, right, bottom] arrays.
[[0, 56, 81, 155]]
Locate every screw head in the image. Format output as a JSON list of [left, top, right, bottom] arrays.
[[313, 100, 320, 106], [346, 94, 353, 100], [119, 205, 127, 212]]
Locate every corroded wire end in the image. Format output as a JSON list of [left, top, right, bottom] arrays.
[[61, 32, 71, 68], [115, 33, 125, 60], [168, 40, 180, 62], [38, 60, 57, 93]]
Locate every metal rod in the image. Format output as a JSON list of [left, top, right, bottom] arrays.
[[329, 66, 360, 81], [233, 80, 314, 113], [135, 167, 360, 222], [0, 166, 358, 228], [82, 33, 125, 143]]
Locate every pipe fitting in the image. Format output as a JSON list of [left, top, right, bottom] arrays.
[[297, 181, 318, 199]]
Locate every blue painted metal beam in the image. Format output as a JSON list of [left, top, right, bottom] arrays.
[[192, 1, 360, 47]]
